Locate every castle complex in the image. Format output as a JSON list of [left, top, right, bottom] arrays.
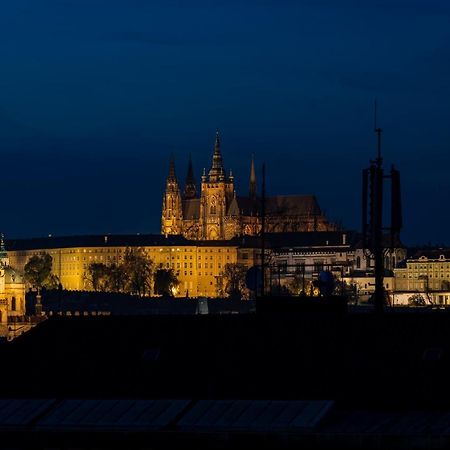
[[161, 132, 335, 240]]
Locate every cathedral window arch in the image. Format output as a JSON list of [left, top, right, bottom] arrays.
[[210, 197, 217, 215]]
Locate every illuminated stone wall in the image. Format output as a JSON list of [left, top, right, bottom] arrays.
[[8, 243, 246, 298]]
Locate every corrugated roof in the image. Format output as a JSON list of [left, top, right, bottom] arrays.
[[324, 410, 450, 435], [177, 400, 334, 432], [37, 399, 190, 431], [0, 398, 55, 428]]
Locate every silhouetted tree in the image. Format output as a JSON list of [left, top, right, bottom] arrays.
[[84, 262, 110, 291], [24, 252, 59, 290], [122, 247, 154, 297], [107, 262, 127, 293], [154, 269, 179, 296], [222, 263, 247, 299]]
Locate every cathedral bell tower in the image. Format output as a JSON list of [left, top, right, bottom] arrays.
[[161, 157, 183, 236], [199, 131, 235, 240]]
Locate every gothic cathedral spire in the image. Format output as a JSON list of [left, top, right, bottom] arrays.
[[167, 155, 177, 182], [184, 154, 197, 199], [161, 156, 183, 236], [208, 130, 225, 182]]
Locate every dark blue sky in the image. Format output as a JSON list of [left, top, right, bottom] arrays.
[[1, 0, 449, 244]]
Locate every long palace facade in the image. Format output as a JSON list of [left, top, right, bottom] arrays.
[[6, 234, 260, 298]]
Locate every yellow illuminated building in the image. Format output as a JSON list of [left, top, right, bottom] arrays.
[[394, 250, 450, 292], [0, 236, 26, 323], [6, 235, 255, 298]]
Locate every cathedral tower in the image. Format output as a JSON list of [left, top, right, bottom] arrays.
[[199, 132, 235, 240], [161, 157, 183, 236]]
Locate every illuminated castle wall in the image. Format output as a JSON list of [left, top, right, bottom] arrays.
[[6, 235, 258, 298], [161, 132, 336, 240]]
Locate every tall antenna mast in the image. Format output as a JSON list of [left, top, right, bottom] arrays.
[[374, 100, 382, 162]]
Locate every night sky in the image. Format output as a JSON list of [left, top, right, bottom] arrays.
[[1, 0, 449, 244]]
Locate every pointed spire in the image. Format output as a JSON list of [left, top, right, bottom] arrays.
[[186, 154, 195, 184], [184, 154, 197, 199], [167, 155, 177, 182], [209, 130, 225, 181], [249, 154, 257, 199]]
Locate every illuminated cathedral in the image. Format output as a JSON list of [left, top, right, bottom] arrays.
[[161, 132, 335, 240]]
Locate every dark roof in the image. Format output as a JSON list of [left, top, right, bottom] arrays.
[[265, 195, 322, 216], [6, 234, 190, 251], [5, 234, 241, 251], [409, 249, 450, 260], [182, 198, 200, 220], [236, 196, 259, 216], [4, 397, 450, 445], [37, 399, 190, 431], [263, 231, 356, 249], [176, 399, 333, 431], [235, 195, 322, 217], [352, 233, 405, 249]]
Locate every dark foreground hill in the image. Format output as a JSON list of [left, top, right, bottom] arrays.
[[1, 310, 450, 449]]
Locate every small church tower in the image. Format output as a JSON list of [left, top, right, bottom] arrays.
[[161, 157, 183, 236]]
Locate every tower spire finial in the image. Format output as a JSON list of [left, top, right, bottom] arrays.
[[209, 130, 225, 181]]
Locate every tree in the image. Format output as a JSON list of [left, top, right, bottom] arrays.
[[408, 294, 426, 307], [24, 252, 58, 290], [222, 263, 247, 299], [122, 247, 154, 297], [107, 262, 127, 293], [84, 262, 110, 291], [289, 267, 305, 295], [83, 248, 154, 296], [154, 269, 179, 296]]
